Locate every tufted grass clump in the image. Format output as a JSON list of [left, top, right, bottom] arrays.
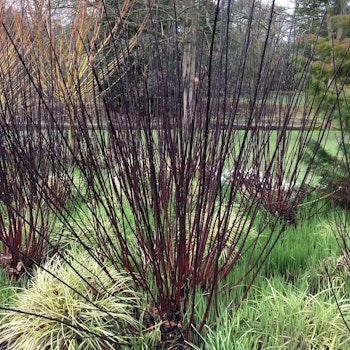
[[191, 280, 350, 350], [0, 249, 156, 350], [246, 282, 350, 349]]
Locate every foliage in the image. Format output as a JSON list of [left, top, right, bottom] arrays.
[[0, 268, 17, 309], [298, 1, 350, 206], [0, 125, 70, 278], [0, 0, 345, 347], [187, 205, 350, 349], [247, 282, 350, 349], [0, 249, 156, 349], [225, 165, 306, 225], [295, 0, 349, 38], [192, 281, 350, 350]]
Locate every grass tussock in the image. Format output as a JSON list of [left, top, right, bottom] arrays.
[[0, 249, 158, 350]]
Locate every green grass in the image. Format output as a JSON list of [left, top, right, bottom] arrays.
[[0, 269, 16, 309], [1, 194, 349, 348], [185, 200, 350, 349], [222, 129, 341, 188], [1, 198, 349, 348], [190, 280, 350, 350], [0, 131, 348, 348], [0, 249, 159, 349]]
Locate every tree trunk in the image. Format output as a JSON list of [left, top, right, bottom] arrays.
[[182, 2, 198, 124], [336, 0, 347, 40]]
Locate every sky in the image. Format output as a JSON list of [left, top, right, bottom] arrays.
[[275, 0, 296, 10]]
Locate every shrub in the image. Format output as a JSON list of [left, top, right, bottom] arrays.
[[0, 0, 344, 346]]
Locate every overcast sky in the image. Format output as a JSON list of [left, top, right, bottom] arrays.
[[275, 0, 296, 10]]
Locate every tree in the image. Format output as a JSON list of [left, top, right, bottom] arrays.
[[300, 0, 350, 205], [295, 0, 328, 35]]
